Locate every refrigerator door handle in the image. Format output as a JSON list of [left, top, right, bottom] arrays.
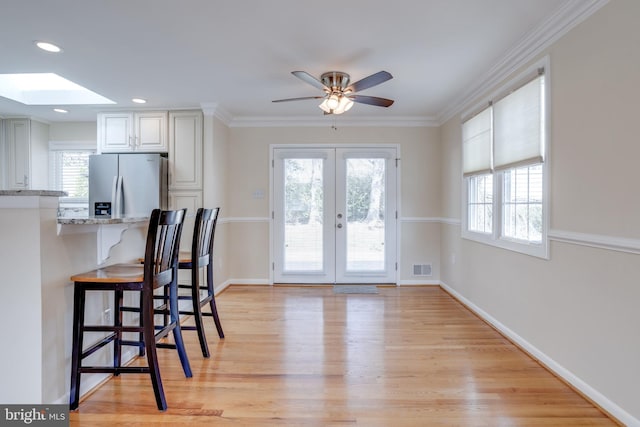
[[112, 175, 123, 218]]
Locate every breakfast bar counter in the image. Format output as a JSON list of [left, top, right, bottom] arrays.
[[57, 215, 148, 225], [0, 191, 147, 405]]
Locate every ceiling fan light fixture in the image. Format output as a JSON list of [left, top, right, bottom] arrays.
[[326, 93, 340, 110], [333, 96, 354, 115], [318, 99, 332, 113], [318, 94, 354, 115]]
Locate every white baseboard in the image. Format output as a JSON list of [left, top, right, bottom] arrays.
[[397, 280, 440, 286], [215, 280, 233, 295], [439, 281, 639, 427], [220, 279, 271, 288]]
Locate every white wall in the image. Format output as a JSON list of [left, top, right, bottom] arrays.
[[48, 121, 97, 143], [0, 198, 147, 404], [47, 221, 147, 404], [225, 125, 441, 284], [440, 0, 640, 423], [203, 115, 231, 290], [30, 120, 50, 189], [0, 206, 43, 402]]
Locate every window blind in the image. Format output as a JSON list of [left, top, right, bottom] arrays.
[[462, 107, 492, 176], [53, 151, 91, 201], [493, 75, 544, 170]]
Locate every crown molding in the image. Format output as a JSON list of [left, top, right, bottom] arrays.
[[227, 115, 438, 128], [200, 102, 232, 125], [437, 0, 610, 125]]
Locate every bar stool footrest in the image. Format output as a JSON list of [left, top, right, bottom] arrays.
[[80, 333, 116, 360], [80, 366, 151, 374], [156, 343, 177, 349]]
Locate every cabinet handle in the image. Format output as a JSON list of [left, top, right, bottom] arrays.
[[129, 136, 133, 148]]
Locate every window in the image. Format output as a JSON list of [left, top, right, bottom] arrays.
[[49, 142, 95, 207], [502, 164, 542, 243], [467, 173, 493, 234], [462, 59, 548, 258]]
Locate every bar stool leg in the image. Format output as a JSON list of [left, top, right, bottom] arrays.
[[137, 291, 145, 357], [170, 279, 193, 377], [69, 284, 86, 411], [192, 266, 210, 358], [141, 288, 167, 411], [207, 265, 224, 339], [113, 289, 123, 374]]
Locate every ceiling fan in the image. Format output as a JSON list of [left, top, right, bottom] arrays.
[[273, 70, 394, 115]]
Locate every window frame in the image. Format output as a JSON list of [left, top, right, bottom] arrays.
[[48, 141, 96, 208], [466, 172, 494, 236], [461, 57, 550, 259]]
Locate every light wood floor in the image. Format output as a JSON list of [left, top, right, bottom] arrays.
[[69, 285, 617, 426]]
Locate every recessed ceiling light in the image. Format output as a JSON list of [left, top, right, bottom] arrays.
[[132, 98, 147, 104], [53, 108, 68, 113], [36, 41, 62, 53]]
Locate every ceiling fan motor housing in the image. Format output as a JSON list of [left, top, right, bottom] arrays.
[[321, 71, 350, 92]]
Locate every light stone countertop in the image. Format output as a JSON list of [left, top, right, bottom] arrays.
[[0, 191, 148, 224], [57, 216, 149, 225], [0, 190, 67, 197]]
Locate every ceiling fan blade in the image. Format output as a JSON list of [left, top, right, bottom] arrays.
[[291, 71, 329, 91], [346, 71, 392, 93], [272, 96, 324, 103], [350, 95, 394, 107]]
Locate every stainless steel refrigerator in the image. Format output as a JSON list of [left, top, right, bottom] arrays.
[[89, 153, 168, 217]]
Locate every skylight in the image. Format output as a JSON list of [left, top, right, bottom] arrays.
[[0, 73, 115, 105]]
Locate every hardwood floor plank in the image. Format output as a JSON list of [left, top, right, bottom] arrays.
[[69, 286, 617, 426]]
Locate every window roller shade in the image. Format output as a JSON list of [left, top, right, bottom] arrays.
[[463, 107, 492, 176], [493, 76, 544, 170]]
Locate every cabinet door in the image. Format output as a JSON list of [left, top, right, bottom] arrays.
[[98, 113, 133, 153], [0, 119, 4, 189], [169, 111, 203, 190], [5, 119, 30, 189], [135, 112, 168, 152], [169, 190, 203, 256]]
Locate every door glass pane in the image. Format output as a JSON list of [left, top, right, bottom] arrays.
[[345, 158, 385, 271], [284, 158, 324, 271]]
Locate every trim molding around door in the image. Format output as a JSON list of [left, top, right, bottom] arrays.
[[269, 143, 402, 285]]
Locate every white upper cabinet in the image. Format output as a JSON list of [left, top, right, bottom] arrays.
[[2, 119, 49, 190], [98, 111, 168, 153], [168, 110, 203, 190], [4, 119, 30, 189]]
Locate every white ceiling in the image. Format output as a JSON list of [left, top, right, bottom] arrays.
[[0, 0, 595, 125]]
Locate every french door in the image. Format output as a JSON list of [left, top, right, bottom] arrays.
[[273, 147, 397, 284]]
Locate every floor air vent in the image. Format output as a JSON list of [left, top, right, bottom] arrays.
[[413, 264, 432, 276]]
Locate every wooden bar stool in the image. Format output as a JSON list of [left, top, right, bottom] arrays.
[[177, 207, 224, 357], [69, 208, 191, 411]]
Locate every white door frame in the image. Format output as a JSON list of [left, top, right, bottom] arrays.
[[269, 143, 401, 285]]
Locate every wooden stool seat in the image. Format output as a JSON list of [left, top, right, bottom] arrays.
[[69, 209, 190, 411], [71, 264, 144, 282], [178, 252, 191, 264]]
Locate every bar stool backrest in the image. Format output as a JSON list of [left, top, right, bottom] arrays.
[[145, 208, 187, 290], [193, 207, 220, 268]]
